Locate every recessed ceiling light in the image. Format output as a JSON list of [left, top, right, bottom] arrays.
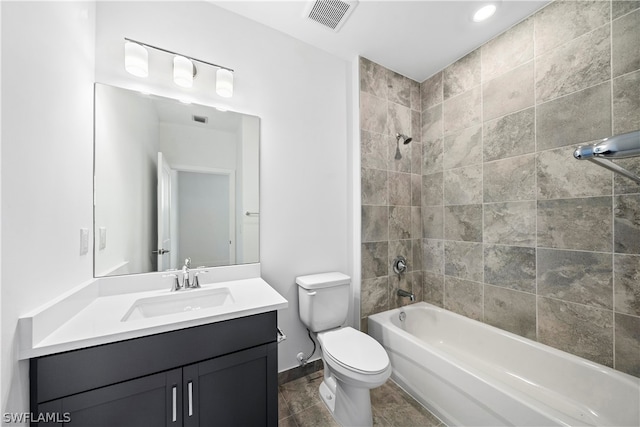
[[473, 4, 496, 22]]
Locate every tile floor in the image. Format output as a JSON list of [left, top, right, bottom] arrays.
[[278, 370, 446, 427]]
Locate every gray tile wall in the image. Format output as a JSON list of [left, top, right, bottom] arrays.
[[360, 0, 640, 378]]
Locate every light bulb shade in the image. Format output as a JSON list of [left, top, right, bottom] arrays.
[[173, 56, 194, 88], [124, 42, 148, 77], [216, 69, 234, 98]]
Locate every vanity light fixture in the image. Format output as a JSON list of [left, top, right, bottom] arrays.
[[473, 4, 497, 22], [123, 38, 234, 97], [124, 41, 148, 77]]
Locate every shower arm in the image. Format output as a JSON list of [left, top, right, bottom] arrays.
[[573, 130, 640, 184]]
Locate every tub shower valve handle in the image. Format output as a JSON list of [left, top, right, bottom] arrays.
[[393, 255, 407, 274]]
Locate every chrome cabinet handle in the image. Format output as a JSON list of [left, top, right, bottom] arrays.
[[172, 385, 177, 422], [188, 381, 193, 417]]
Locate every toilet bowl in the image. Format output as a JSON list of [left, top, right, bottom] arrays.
[[317, 327, 391, 426], [296, 272, 391, 427]]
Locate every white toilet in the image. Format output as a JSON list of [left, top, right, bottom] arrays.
[[296, 272, 391, 427]]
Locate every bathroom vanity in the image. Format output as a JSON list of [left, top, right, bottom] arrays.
[[20, 270, 287, 426]]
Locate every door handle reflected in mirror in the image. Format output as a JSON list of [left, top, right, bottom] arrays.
[[152, 248, 170, 255]]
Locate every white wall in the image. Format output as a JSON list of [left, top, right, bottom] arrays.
[[1, 1, 96, 417], [94, 1, 351, 373], [0, 0, 352, 416]]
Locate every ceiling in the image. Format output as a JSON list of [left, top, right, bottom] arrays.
[[212, 0, 550, 82]]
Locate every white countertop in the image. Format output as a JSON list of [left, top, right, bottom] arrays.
[[18, 266, 288, 359]]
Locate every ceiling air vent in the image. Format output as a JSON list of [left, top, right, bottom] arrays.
[[305, 0, 359, 32]]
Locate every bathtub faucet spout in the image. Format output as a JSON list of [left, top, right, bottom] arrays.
[[397, 289, 415, 302]]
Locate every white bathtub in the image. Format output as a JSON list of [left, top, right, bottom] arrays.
[[368, 302, 640, 427]]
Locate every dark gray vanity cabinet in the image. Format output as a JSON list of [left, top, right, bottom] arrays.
[[30, 312, 278, 427]]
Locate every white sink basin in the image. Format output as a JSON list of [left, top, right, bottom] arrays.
[[121, 288, 235, 322]]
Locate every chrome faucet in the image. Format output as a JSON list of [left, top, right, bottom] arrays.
[[397, 288, 415, 302], [181, 258, 192, 288]]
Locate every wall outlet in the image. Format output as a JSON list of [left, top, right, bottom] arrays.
[[79, 228, 89, 255]]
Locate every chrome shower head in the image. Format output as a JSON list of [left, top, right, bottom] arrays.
[[396, 133, 413, 144]]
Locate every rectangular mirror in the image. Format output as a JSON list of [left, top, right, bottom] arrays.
[[94, 83, 259, 277]]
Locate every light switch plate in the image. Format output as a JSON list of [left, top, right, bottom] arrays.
[[80, 228, 89, 255], [99, 227, 107, 250]]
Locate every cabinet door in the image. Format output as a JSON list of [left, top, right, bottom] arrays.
[[59, 368, 182, 427], [184, 343, 277, 427]]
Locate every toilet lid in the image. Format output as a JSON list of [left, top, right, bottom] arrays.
[[321, 327, 389, 374]]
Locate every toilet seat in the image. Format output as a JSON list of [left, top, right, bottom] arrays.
[[319, 327, 390, 375]]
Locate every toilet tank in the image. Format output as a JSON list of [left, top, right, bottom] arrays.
[[296, 272, 350, 332]]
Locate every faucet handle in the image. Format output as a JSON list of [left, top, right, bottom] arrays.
[[192, 270, 209, 289], [163, 273, 181, 292]]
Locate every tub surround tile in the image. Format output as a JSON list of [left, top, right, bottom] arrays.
[[443, 125, 482, 170], [411, 207, 422, 239], [423, 239, 444, 275], [388, 71, 412, 109], [388, 172, 412, 206], [481, 18, 534, 82], [360, 57, 389, 99], [612, 8, 640, 77], [387, 102, 412, 143], [444, 277, 483, 321], [538, 297, 614, 368], [535, 25, 611, 104], [483, 108, 535, 162], [536, 82, 612, 151], [537, 248, 613, 309], [412, 239, 424, 273], [389, 206, 412, 240], [536, 146, 613, 199], [421, 71, 443, 111], [389, 140, 412, 173], [614, 254, 640, 317], [411, 174, 422, 207], [614, 313, 640, 377], [482, 62, 534, 122], [613, 70, 640, 135], [411, 139, 423, 175], [422, 172, 443, 206], [361, 168, 388, 206], [484, 201, 536, 246], [443, 87, 481, 134], [361, 276, 389, 318], [484, 245, 536, 293], [423, 137, 444, 175], [422, 206, 444, 239], [411, 81, 421, 113], [484, 285, 537, 340], [483, 154, 536, 203], [537, 197, 613, 252], [362, 205, 389, 242], [360, 92, 388, 134], [613, 158, 640, 195], [444, 205, 483, 242], [443, 165, 483, 206], [422, 104, 443, 142], [423, 272, 445, 307], [362, 242, 389, 279], [443, 50, 481, 100], [613, 1, 640, 19], [390, 273, 415, 309], [534, 0, 610, 56], [444, 241, 483, 282], [614, 194, 640, 254], [411, 110, 422, 143], [361, 130, 390, 171]]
